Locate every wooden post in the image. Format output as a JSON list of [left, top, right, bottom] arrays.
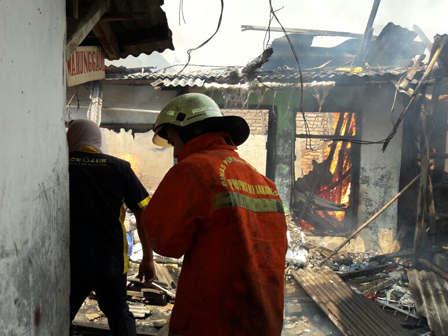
[[414, 100, 430, 262], [353, 0, 381, 66], [382, 35, 448, 151], [413, 35, 447, 259]]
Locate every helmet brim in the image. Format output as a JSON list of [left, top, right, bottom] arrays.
[[153, 133, 170, 147], [152, 115, 250, 147], [213, 116, 250, 146]]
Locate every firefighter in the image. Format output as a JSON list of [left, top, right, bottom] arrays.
[[142, 93, 287, 336]]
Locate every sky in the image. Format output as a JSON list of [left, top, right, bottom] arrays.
[[108, 0, 448, 69]]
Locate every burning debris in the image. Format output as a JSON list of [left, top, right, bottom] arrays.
[[293, 112, 356, 234]]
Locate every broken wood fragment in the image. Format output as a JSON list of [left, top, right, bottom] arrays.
[[338, 263, 394, 281], [353, 0, 381, 66], [383, 35, 448, 151], [86, 311, 104, 321], [418, 258, 448, 282], [320, 174, 420, 266], [413, 25, 433, 52]]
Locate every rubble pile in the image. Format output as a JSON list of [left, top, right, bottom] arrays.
[[284, 226, 442, 335], [72, 259, 181, 335]]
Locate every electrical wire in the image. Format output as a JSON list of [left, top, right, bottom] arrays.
[[263, 6, 283, 50], [179, 0, 186, 25], [267, 0, 312, 150], [177, 0, 224, 75]]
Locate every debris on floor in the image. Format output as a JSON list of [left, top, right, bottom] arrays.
[[72, 258, 180, 335]]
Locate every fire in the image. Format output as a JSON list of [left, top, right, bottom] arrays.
[[298, 112, 356, 229], [117, 153, 141, 177], [299, 220, 315, 230]]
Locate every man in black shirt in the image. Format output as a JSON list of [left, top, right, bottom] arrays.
[[68, 118, 155, 336]]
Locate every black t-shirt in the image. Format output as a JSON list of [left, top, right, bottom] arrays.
[[69, 150, 149, 278]]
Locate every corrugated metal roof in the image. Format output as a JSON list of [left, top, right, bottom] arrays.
[[292, 267, 410, 336], [408, 270, 448, 336], [70, 0, 173, 60], [104, 66, 409, 88]]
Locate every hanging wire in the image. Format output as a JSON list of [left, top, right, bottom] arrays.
[[177, 0, 224, 75], [178, 0, 187, 25], [263, 6, 284, 50], [267, 0, 312, 150]]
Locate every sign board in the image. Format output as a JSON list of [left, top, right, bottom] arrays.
[[67, 46, 105, 87]]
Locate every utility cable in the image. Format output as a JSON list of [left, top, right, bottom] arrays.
[[267, 0, 311, 150], [177, 0, 224, 75]]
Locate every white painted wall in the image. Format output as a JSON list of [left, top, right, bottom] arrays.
[[0, 1, 69, 335]]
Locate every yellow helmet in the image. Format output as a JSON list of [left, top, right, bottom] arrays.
[[153, 93, 250, 147]]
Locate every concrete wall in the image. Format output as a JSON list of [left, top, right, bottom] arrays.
[[309, 86, 404, 253], [0, 1, 69, 335], [102, 130, 174, 193], [67, 84, 177, 125], [102, 131, 268, 193]]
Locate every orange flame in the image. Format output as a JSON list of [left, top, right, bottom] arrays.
[[300, 112, 355, 228], [117, 154, 141, 177]]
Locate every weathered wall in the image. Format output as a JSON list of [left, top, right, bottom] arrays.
[[296, 112, 337, 176], [102, 122, 268, 192], [309, 86, 404, 253], [0, 1, 69, 335], [102, 130, 174, 193], [67, 84, 177, 124]]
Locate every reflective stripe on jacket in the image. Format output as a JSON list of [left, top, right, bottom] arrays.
[[143, 132, 287, 336]]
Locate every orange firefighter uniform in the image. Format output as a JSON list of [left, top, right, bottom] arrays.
[[142, 132, 287, 336]]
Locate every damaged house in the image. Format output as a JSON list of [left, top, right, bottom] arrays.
[[86, 22, 439, 254], [64, 20, 448, 335], [4, 0, 448, 334]]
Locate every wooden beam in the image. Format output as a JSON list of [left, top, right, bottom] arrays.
[[413, 25, 433, 52], [66, 0, 79, 19], [241, 25, 377, 39], [353, 0, 381, 66], [66, 0, 110, 60], [101, 11, 149, 22], [320, 173, 420, 266], [92, 21, 120, 59], [418, 258, 448, 281]]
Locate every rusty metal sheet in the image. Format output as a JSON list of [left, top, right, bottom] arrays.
[[292, 267, 410, 336], [408, 270, 448, 336]]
